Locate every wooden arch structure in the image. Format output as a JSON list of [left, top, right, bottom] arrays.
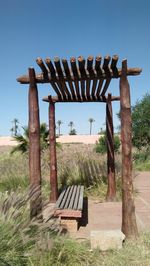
[[17, 55, 142, 238]]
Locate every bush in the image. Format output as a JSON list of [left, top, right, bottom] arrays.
[[95, 134, 120, 154]]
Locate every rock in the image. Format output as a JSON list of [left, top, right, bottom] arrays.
[[90, 230, 125, 251]]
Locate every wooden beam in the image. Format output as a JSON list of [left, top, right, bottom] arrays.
[[62, 59, 77, 100], [17, 67, 142, 84], [111, 55, 119, 77], [78, 56, 87, 99], [36, 57, 48, 78], [106, 93, 116, 201], [49, 98, 58, 202], [120, 59, 138, 238], [96, 79, 104, 97], [91, 79, 98, 99], [28, 68, 42, 219], [101, 78, 111, 96], [95, 55, 102, 75], [70, 57, 81, 100], [54, 57, 69, 100], [50, 82, 63, 100], [45, 58, 56, 78], [43, 95, 120, 103], [45, 58, 64, 100]]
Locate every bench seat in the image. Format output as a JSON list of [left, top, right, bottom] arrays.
[[54, 185, 84, 218]]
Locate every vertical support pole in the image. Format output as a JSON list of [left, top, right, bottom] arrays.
[[106, 93, 116, 201], [28, 68, 42, 219], [120, 60, 138, 238], [49, 98, 58, 202]]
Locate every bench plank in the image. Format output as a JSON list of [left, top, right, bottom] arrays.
[[68, 185, 77, 209], [55, 186, 67, 209], [78, 185, 84, 210], [73, 185, 80, 210], [59, 186, 71, 209], [63, 185, 75, 209]]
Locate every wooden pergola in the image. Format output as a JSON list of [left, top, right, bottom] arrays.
[[17, 55, 142, 238]]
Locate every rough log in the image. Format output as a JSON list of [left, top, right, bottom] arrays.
[[49, 99, 58, 202], [43, 95, 120, 103], [45, 58, 56, 78], [95, 55, 102, 75], [101, 78, 111, 96], [36, 57, 48, 77], [17, 67, 142, 84], [96, 79, 104, 97], [120, 59, 138, 238], [106, 93, 116, 201], [62, 59, 77, 100], [28, 68, 42, 219], [70, 57, 81, 100]]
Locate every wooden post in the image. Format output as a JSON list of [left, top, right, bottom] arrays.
[[49, 99, 58, 202], [106, 93, 116, 201], [28, 68, 42, 219], [120, 60, 138, 238]]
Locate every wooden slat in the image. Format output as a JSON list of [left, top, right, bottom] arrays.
[[73, 186, 80, 209], [78, 186, 84, 210], [56, 82, 67, 100], [86, 79, 91, 99], [54, 57, 70, 100], [87, 55, 94, 72], [54, 57, 64, 77], [103, 55, 111, 70], [80, 80, 86, 100], [101, 78, 111, 96], [64, 185, 75, 209], [62, 59, 77, 100], [70, 57, 81, 100], [103, 55, 111, 78], [78, 56, 86, 78], [36, 57, 48, 77], [111, 55, 119, 77], [68, 186, 77, 209], [50, 82, 63, 100], [55, 187, 67, 208], [91, 79, 98, 98], [45, 58, 56, 78], [111, 55, 119, 69], [78, 56, 87, 100], [95, 55, 102, 75], [59, 186, 71, 209], [96, 79, 104, 97]]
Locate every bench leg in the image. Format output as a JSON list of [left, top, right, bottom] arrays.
[[60, 218, 78, 233]]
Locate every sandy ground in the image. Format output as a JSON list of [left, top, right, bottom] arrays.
[[0, 135, 100, 146], [0, 136, 18, 146]]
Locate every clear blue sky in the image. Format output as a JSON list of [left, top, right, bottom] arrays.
[[0, 0, 149, 136]]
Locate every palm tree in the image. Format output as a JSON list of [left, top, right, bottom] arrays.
[[11, 123, 49, 154], [88, 118, 95, 135], [57, 120, 63, 136], [10, 118, 19, 136], [68, 121, 74, 134]]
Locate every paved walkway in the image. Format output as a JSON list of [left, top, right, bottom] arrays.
[[75, 171, 150, 239], [43, 172, 150, 239]]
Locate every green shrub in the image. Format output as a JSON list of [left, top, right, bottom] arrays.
[[133, 148, 150, 171], [95, 134, 120, 154]]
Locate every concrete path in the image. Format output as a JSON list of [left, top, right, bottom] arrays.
[[75, 171, 150, 239]]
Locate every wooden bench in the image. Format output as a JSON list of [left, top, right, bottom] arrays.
[[54, 185, 84, 232]]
